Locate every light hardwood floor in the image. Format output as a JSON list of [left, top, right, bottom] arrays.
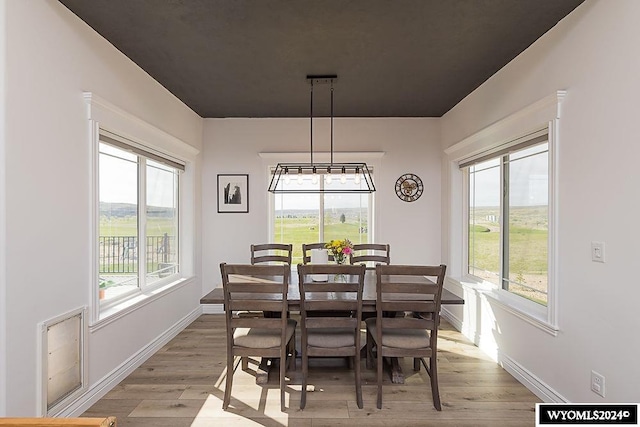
[[81, 314, 540, 426]]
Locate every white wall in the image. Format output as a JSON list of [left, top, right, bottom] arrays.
[[0, 0, 7, 415], [202, 117, 441, 293], [1, 1, 203, 415], [441, 0, 640, 402]]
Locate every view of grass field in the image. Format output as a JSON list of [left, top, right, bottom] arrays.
[[99, 216, 177, 237], [469, 205, 548, 305], [100, 203, 547, 304], [274, 209, 368, 264]]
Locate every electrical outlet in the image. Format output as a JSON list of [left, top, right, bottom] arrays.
[[591, 370, 605, 397], [591, 241, 605, 263]]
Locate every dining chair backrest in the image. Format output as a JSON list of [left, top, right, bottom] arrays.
[[297, 263, 365, 327], [250, 243, 292, 265], [375, 264, 445, 319], [296, 263, 366, 409], [301, 242, 334, 264], [350, 243, 390, 266], [221, 263, 290, 321], [367, 264, 447, 410], [219, 263, 295, 411]]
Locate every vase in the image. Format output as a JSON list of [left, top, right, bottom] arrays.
[[335, 254, 346, 265]]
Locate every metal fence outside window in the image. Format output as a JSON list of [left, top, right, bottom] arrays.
[[99, 234, 176, 274]]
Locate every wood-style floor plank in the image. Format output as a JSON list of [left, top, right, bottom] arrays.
[[81, 314, 541, 425]]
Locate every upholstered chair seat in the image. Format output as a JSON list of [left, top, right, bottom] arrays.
[[233, 319, 297, 348]]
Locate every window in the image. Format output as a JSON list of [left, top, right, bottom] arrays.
[[466, 133, 549, 306], [271, 170, 373, 264], [98, 134, 182, 305]]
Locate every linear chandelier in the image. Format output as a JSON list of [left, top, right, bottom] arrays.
[[268, 75, 376, 194]]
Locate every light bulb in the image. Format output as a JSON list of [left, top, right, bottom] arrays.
[[311, 174, 318, 185], [297, 173, 303, 185], [340, 174, 347, 184], [354, 172, 361, 185], [325, 174, 332, 184]]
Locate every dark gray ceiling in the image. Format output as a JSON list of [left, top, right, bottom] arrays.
[[59, 0, 584, 118]]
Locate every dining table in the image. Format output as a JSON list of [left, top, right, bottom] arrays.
[[200, 269, 465, 384]]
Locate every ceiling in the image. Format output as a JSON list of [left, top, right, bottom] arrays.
[[59, 0, 584, 118]]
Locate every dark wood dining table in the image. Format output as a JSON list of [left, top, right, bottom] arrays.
[[200, 269, 464, 384], [200, 269, 464, 309]]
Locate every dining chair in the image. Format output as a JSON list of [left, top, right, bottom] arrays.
[[350, 243, 391, 321], [250, 243, 293, 265], [301, 242, 334, 264], [365, 264, 447, 410], [297, 263, 366, 409], [244, 244, 292, 322], [220, 263, 297, 412], [349, 243, 390, 266]]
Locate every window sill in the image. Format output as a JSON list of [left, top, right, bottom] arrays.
[[90, 276, 195, 332], [449, 276, 559, 336]]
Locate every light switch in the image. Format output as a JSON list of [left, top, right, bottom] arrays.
[[591, 241, 605, 263]]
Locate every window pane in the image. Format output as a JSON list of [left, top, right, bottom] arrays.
[[505, 144, 548, 305], [468, 160, 500, 285], [146, 160, 180, 285], [272, 172, 371, 263], [273, 177, 321, 265], [324, 192, 369, 244], [99, 143, 139, 300], [324, 173, 370, 245]]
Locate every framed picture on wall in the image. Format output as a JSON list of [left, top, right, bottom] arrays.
[[217, 174, 249, 213]]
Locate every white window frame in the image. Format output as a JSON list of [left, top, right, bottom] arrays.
[[270, 172, 375, 247], [260, 151, 384, 264], [445, 91, 565, 334], [97, 135, 182, 306], [85, 93, 199, 326], [463, 134, 550, 314]]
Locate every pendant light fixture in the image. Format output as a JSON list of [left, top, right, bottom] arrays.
[[268, 75, 375, 194]]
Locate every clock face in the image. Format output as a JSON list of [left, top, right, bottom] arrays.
[[395, 173, 424, 202]]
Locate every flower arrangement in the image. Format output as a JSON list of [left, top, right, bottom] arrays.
[[325, 238, 353, 264]]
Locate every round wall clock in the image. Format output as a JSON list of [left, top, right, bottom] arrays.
[[395, 173, 424, 202]]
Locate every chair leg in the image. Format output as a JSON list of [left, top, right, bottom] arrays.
[[429, 355, 441, 411], [300, 348, 308, 409], [280, 352, 287, 412], [414, 357, 420, 371], [355, 346, 363, 409], [288, 333, 296, 371], [242, 356, 248, 371], [366, 329, 374, 370], [376, 346, 383, 409], [223, 355, 234, 410]]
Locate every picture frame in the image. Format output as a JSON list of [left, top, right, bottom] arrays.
[[217, 174, 249, 213]]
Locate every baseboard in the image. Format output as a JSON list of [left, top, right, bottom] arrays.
[[499, 352, 568, 403], [202, 303, 223, 314], [55, 305, 203, 417], [441, 305, 566, 403], [441, 306, 463, 331]]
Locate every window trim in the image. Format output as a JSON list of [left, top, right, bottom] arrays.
[[444, 91, 564, 334], [260, 151, 384, 265], [100, 131, 185, 171], [97, 136, 183, 310], [85, 92, 199, 326], [463, 137, 550, 313], [268, 169, 376, 264]]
